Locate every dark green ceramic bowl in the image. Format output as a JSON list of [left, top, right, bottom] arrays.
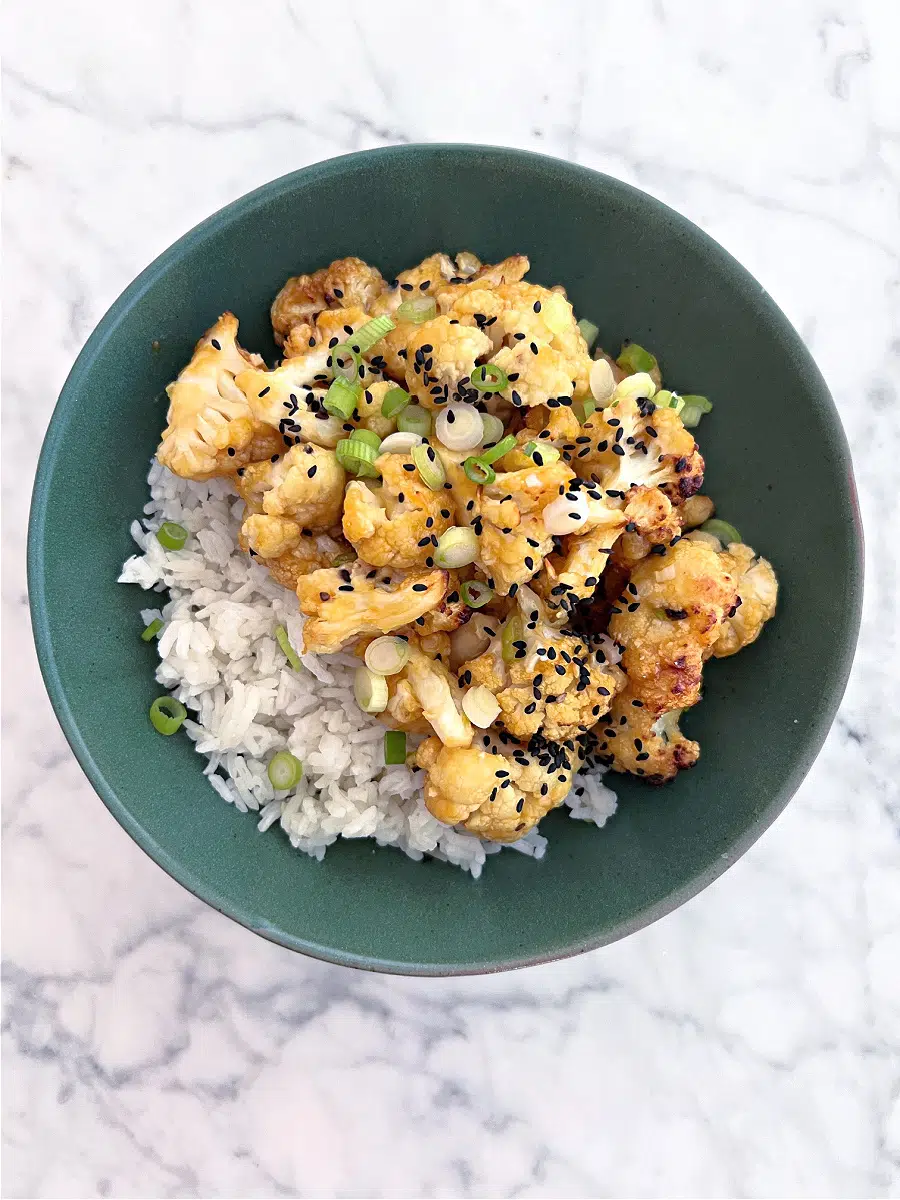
[[28, 145, 863, 974]]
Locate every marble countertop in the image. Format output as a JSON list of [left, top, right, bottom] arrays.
[[4, 1, 899, 1196]]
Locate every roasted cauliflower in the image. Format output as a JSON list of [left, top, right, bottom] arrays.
[[341, 451, 454, 569], [603, 538, 739, 781], [463, 585, 623, 744], [383, 642, 473, 748], [271, 257, 385, 345], [714, 542, 778, 658], [417, 726, 582, 841], [296, 564, 449, 653], [404, 317, 493, 408], [474, 459, 575, 595], [573, 387, 705, 503], [156, 313, 282, 480], [238, 522, 348, 589], [235, 442, 345, 533]]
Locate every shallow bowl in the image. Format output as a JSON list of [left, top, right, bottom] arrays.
[[28, 145, 863, 974]]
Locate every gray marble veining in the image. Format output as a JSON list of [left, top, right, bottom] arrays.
[[3, 1, 899, 1196]]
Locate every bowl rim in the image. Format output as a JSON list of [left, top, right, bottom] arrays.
[[27, 143, 864, 975]]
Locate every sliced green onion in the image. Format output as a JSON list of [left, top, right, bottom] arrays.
[[332, 550, 356, 567], [379, 431, 423, 454], [436, 403, 484, 451], [354, 665, 389, 713], [274, 623, 303, 670], [574, 398, 597, 425], [470, 363, 509, 393], [463, 457, 496, 485], [523, 441, 560, 466], [331, 343, 362, 383], [590, 358, 616, 406], [654, 389, 685, 414], [613, 372, 657, 404], [700, 518, 742, 546], [434, 527, 479, 569], [141, 618, 164, 641], [349, 427, 382, 451], [480, 413, 505, 446], [577, 318, 600, 348], [461, 580, 493, 609], [411, 442, 445, 490], [462, 685, 501, 729], [616, 342, 657, 376], [346, 315, 395, 355], [381, 386, 411, 419], [156, 521, 188, 551], [396, 296, 436, 323], [501, 614, 524, 664], [478, 434, 516, 465], [336, 437, 379, 478], [364, 636, 411, 675], [324, 376, 360, 419], [397, 405, 432, 438], [678, 395, 713, 429], [383, 730, 407, 765], [149, 695, 187, 736], [267, 750, 303, 791]]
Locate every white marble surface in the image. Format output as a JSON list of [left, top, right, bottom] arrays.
[[4, 1, 900, 1196]]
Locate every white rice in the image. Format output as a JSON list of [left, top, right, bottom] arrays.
[[118, 461, 619, 877]]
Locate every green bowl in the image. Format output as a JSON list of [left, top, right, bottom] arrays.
[[28, 145, 863, 974]]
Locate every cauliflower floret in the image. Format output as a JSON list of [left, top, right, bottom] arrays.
[[605, 538, 737, 785], [382, 642, 473, 748], [416, 724, 581, 841], [493, 282, 592, 398], [404, 317, 493, 407], [296, 564, 449, 653], [342, 452, 454, 569], [352, 381, 398, 440], [238, 519, 348, 589], [573, 390, 705, 502], [240, 513, 301, 559], [436, 255, 530, 307], [463, 585, 623, 744], [237, 308, 383, 441], [495, 405, 583, 471], [436, 271, 591, 398], [714, 542, 778, 658], [609, 538, 737, 714], [236, 443, 345, 533], [600, 538, 744, 782], [490, 339, 576, 410], [538, 504, 628, 609], [366, 254, 460, 379], [435, 287, 508, 352], [474, 460, 574, 595], [402, 574, 471, 636], [594, 696, 699, 783], [235, 341, 348, 449], [281, 305, 373, 361], [156, 313, 282, 480], [271, 257, 386, 344]]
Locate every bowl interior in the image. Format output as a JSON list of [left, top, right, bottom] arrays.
[[28, 146, 862, 973]]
